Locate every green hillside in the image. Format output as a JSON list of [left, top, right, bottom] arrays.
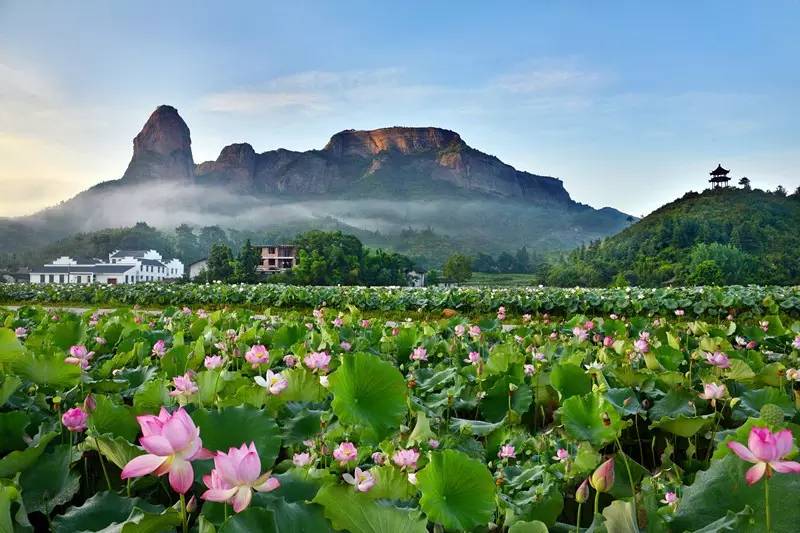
[[547, 187, 800, 286]]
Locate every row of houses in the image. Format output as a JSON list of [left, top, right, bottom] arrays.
[[28, 250, 184, 285]]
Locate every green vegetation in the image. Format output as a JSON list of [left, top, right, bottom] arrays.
[[2, 303, 800, 531], [442, 253, 473, 283], [548, 188, 800, 286]]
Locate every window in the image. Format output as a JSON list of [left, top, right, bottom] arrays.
[[77, 276, 82, 283], [40, 274, 45, 283], [268, 247, 276, 254], [59, 274, 64, 283], [125, 275, 128, 283], [49, 274, 54, 283]]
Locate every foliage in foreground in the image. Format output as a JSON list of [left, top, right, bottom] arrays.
[[2, 304, 800, 531]]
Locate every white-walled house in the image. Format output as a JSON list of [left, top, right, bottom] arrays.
[[28, 250, 185, 285], [188, 259, 208, 280]]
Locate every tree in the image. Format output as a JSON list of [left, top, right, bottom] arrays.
[[205, 243, 234, 281], [233, 239, 261, 283], [442, 254, 472, 283], [738, 177, 751, 190], [174, 224, 200, 263], [690, 259, 723, 286], [198, 226, 229, 255], [775, 185, 787, 197], [514, 247, 532, 273]]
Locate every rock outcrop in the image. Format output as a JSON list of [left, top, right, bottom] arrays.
[[121, 105, 195, 183]]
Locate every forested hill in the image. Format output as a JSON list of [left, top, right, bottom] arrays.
[[547, 187, 800, 286]]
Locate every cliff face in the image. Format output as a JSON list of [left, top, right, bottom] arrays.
[[117, 106, 572, 203], [121, 105, 194, 183]]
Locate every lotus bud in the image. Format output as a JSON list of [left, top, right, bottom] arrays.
[[83, 393, 96, 412], [590, 457, 615, 493], [575, 478, 590, 504]]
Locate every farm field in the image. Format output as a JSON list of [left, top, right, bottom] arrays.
[[2, 301, 800, 531]]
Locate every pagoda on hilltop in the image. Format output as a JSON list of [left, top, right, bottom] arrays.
[[709, 164, 731, 188]]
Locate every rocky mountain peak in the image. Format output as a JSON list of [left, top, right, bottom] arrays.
[[121, 105, 194, 183], [323, 127, 464, 158]]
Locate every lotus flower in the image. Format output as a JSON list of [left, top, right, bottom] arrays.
[[361, 319, 371, 328], [464, 351, 481, 365], [633, 338, 649, 353], [469, 325, 481, 338], [14, 327, 27, 338], [245, 345, 269, 368], [699, 382, 727, 407], [293, 452, 312, 467], [372, 451, 386, 465], [392, 448, 420, 470], [674, 309, 685, 316], [169, 372, 198, 398], [411, 347, 428, 362], [603, 336, 615, 347], [332, 317, 343, 328], [152, 339, 167, 358], [204, 355, 223, 369], [590, 457, 615, 492], [304, 351, 331, 373], [524, 364, 535, 376], [254, 370, 288, 395], [661, 491, 678, 505], [62, 407, 88, 432], [343, 467, 375, 492], [201, 442, 280, 512], [454, 324, 465, 337], [705, 351, 731, 369], [428, 439, 440, 449], [121, 407, 212, 494], [575, 478, 590, 503], [498, 444, 516, 459], [340, 341, 352, 352], [793, 336, 800, 350], [65, 345, 94, 370], [333, 441, 358, 465], [553, 448, 570, 462], [572, 327, 588, 342], [727, 427, 800, 485], [497, 307, 506, 320], [283, 354, 298, 367]]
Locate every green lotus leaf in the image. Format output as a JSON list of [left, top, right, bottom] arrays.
[[313, 483, 427, 533], [417, 449, 496, 531], [508, 520, 549, 533], [649, 413, 714, 437], [79, 434, 143, 470], [20, 444, 81, 515], [90, 394, 140, 441], [330, 352, 407, 440], [732, 387, 795, 422], [191, 405, 282, 468], [52, 491, 163, 533], [481, 376, 533, 422], [558, 393, 624, 447], [550, 363, 592, 399], [12, 352, 81, 388], [0, 428, 58, 477], [0, 328, 25, 364]]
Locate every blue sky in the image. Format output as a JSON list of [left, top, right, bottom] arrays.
[[1, 1, 798, 216]]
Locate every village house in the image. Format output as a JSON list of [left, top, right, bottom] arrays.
[[28, 249, 184, 285], [254, 244, 297, 273]]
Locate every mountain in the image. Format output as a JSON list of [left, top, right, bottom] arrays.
[[546, 187, 800, 286], [0, 105, 633, 265]]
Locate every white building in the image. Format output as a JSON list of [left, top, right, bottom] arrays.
[[188, 259, 208, 280], [29, 250, 184, 285]]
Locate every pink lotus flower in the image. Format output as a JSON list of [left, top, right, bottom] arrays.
[[609, 313, 619, 320], [524, 364, 535, 376], [121, 407, 212, 494], [603, 336, 615, 347], [661, 491, 678, 505], [572, 327, 588, 342], [727, 427, 800, 485], [245, 345, 269, 368], [633, 338, 649, 353], [283, 354, 298, 367], [498, 444, 516, 459], [313, 308, 324, 319], [411, 347, 428, 362], [293, 452, 312, 467], [372, 452, 386, 465], [428, 439, 440, 449], [522, 313, 532, 323], [342, 467, 375, 492], [170, 372, 198, 398], [793, 336, 800, 350], [746, 340, 758, 350], [469, 325, 481, 338], [699, 382, 727, 407], [65, 345, 94, 370], [584, 320, 595, 330], [152, 339, 167, 358], [14, 327, 27, 338], [590, 457, 615, 493], [497, 307, 506, 320], [674, 309, 685, 316], [361, 319, 371, 328], [332, 317, 343, 328], [553, 448, 569, 462], [201, 442, 280, 512], [454, 324, 465, 337], [392, 448, 420, 470], [304, 351, 331, 373], [575, 478, 590, 503], [705, 351, 731, 369], [464, 351, 481, 365], [62, 407, 88, 432], [340, 341, 352, 352], [549, 331, 558, 340], [204, 355, 223, 369], [95, 336, 106, 345], [787, 368, 800, 381], [333, 442, 358, 465], [254, 370, 288, 395], [182, 306, 192, 315]]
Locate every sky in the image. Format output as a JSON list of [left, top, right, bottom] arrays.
[[1, 1, 799, 217]]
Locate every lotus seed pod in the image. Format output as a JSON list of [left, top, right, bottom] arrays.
[[759, 403, 785, 426]]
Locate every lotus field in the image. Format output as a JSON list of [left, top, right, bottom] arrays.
[[2, 304, 800, 532]]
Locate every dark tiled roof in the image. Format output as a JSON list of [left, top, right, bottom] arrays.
[[710, 164, 729, 176], [31, 264, 137, 274], [139, 258, 166, 267]]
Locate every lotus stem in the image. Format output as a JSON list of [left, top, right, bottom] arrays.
[[615, 437, 639, 532], [764, 475, 771, 532], [179, 493, 188, 533], [576, 502, 582, 533], [594, 489, 600, 515]]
